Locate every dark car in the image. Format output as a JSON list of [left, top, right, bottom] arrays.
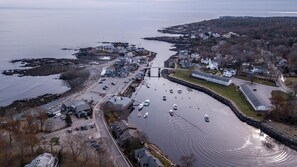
[[90, 123, 95, 128], [75, 127, 79, 131]]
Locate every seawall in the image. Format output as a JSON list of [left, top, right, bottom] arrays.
[[167, 75, 297, 151]]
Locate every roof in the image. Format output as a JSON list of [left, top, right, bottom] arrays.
[[240, 84, 267, 110], [135, 148, 164, 167], [63, 100, 88, 109], [113, 120, 136, 132], [192, 71, 231, 82], [107, 95, 133, 108], [25, 153, 56, 167], [75, 103, 91, 112]]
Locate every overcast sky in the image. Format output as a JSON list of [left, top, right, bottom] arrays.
[[0, 0, 188, 9]]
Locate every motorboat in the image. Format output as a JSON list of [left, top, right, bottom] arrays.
[[173, 104, 177, 110], [163, 96, 166, 101], [138, 112, 141, 117], [169, 110, 174, 116], [144, 99, 150, 106], [144, 112, 149, 118], [138, 103, 144, 110], [205, 114, 209, 122], [169, 89, 174, 94]]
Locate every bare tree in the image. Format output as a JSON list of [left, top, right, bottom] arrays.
[[63, 133, 88, 164], [48, 137, 60, 153], [35, 107, 48, 132], [0, 134, 16, 167]]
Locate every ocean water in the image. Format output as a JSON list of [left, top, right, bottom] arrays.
[[1, 0, 297, 166], [1, 0, 296, 106]]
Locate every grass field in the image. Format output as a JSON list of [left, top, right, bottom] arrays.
[[172, 70, 264, 120], [285, 77, 297, 88]]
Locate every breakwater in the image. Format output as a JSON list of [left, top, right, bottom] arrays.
[[167, 75, 297, 151]]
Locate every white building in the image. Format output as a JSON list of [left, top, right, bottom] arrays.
[[239, 84, 268, 111], [25, 153, 58, 167], [223, 69, 237, 77], [192, 71, 232, 86]]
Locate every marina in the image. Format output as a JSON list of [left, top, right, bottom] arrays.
[[128, 78, 297, 166]]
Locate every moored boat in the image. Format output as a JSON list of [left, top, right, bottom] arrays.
[[169, 110, 174, 116], [173, 104, 177, 110], [205, 114, 209, 122], [138, 103, 144, 110], [144, 112, 149, 118], [144, 99, 150, 106]]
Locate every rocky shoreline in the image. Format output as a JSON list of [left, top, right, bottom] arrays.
[[0, 94, 61, 117]]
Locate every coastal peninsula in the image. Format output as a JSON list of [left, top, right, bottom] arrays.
[[145, 16, 297, 150]]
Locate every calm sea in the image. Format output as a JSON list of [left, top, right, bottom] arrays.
[[1, 0, 296, 106], [1, 0, 297, 166]]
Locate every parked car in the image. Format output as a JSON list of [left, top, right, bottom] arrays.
[[111, 82, 116, 85], [90, 123, 95, 128], [67, 129, 72, 133]]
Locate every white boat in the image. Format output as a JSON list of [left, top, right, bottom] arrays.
[[138, 103, 144, 110], [169, 110, 174, 116], [138, 112, 141, 117], [205, 114, 209, 122], [144, 112, 149, 118], [173, 104, 177, 110], [144, 99, 150, 106]]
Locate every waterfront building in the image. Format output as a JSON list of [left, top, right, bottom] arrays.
[[111, 120, 138, 146], [192, 70, 232, 86], [134, 148, 164, 167], [106, 95, 134, 111], [239, 84, 268, 111]]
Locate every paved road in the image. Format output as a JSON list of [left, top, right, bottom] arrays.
[[39, 59, 135, 167], [232, 77, 284, 107], [94, 106, 131, 167]]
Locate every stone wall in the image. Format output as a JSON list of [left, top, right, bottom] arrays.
[[167, 75, 297, 151]]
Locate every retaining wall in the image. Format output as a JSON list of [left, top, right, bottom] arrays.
[[167, 75, 297, 151]]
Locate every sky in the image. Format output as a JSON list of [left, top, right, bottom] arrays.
[[0, 0, 186, 9]]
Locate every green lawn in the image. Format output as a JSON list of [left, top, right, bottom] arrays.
[[172, 70, 263, 120], [236, 75, 276, 87], [150, 150, 172, 167], [285, 77, 297, 88]]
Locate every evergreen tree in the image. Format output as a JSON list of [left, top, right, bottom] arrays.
[[65, 113, 72, 127]]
